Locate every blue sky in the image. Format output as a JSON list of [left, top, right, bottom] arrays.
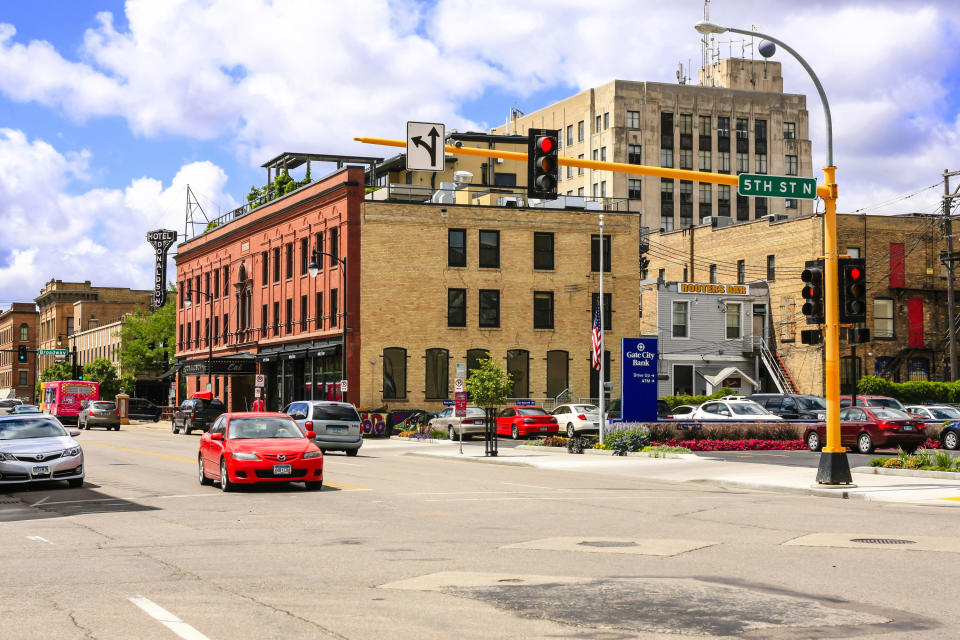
[[0, 0, 959, 303]]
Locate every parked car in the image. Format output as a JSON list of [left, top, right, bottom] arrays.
[[803, 406, 926, 454], [10, 404, 41, 415], [607, 398, 669, 421], [666, 404, 698, 420], [172, 397, 226, 435], [78, 401, 120, 430], [0, 399, 23, 414], [0, 414, 84, 487], [747, 393, 827, 420], [691, 399, 783, 421], [939, 421, 960, 450], [904, 405, 960, 422], [284, 401, 362, 455], [496, 406, 559, 439], [198, 412, 323, 491], [839, 395, 908, 411], [427, 406, 488, 440], [128, 397, 162, 422], [551, 404, 600, 437]]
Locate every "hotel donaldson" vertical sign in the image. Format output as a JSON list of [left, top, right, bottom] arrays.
[[147, 229, 177, 309]]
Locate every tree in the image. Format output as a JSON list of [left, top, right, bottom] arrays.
[[119, 373, 137, 396], [119, 287, 176, 376], [463, 356, 513, 408], [83, 358, 120, 400]]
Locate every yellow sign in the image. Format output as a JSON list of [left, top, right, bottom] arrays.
[[678, 283, 750, 295]]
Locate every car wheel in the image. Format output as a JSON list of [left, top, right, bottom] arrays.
[[566, 423, 576, 438], [943, 430, 959, 451], [511, 425, 519, 440], [184, 421, 192, 436], [172, 420, 180, 434], [67, 477, 84, 488], [857, 432, 874, 455], [219, 458, 235, 492], [806, 431, 822, 452], [346, 448, 358, 457], [198, 455, 212, 486], [304, 481, 323, 490], [449, 426, 456, 441], [153, 416, 160, 423], [113, 426, 120, 431]]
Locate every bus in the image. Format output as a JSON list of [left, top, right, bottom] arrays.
[[42, 380, 100, 425]]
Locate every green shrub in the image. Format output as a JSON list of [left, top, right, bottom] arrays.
[[869, 457, 886, 467], [429, 429, 446, 439], [642, 445, 692, 457], [662, 387, 735, 410], [911, 448, 933, 469], [606, 426, 650, 451], [611, 435, 630, 456], [857, 375, 960, 404], [934, 451, 953, 470]]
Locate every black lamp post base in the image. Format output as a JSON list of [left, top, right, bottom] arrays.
[[815, 451, 853, 485]]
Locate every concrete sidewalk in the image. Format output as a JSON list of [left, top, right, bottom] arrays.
[[399, 440, 960, 507]]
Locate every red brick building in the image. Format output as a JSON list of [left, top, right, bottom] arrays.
[[174, 167, 363, 411], [0, 303, 39, 402]]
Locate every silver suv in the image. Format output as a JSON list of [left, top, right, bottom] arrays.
[[285, 401, 362, 456]]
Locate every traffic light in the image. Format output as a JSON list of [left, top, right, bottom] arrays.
[[800, 259, 825, 325], [800, 329, 823, 345], [838, 258, 867, 324], [526, 128, 559, 200], [17, 345, 26, 362], [848, 328, 871, 344]]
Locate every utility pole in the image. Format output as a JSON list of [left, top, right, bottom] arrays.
[[945, 169, 960, 380]]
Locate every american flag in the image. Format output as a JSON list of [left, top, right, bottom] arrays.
[[591, 303, 602, 371]]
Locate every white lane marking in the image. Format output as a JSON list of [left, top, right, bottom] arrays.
[[128, 596, 211, 640], [502, 482, 553, 489], [32, 496, 50, 506], [27, 536, 52, 544], [424, 495, 679, 502]]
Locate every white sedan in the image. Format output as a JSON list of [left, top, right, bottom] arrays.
[[905, 405, 960, 421], [666, 404, 698, 420], [551, 404, 600, 437], [691, 399, 783, 421]]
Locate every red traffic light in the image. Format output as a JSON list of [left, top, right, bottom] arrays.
[[537, 136, 554, 153], [850, 267, 862, 280]]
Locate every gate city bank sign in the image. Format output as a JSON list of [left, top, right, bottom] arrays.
[[147, 229, 177, 308], [620, 337, 658, 423]]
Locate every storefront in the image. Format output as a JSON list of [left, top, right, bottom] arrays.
[[258, 339, 342, 411], [179, 355, 257, 412]]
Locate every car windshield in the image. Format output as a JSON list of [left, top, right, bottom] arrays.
[[14, 405, 40, 413], [311, 404, 361, 421], [517, 408, 547, 416], [797, 396, 826, 410], [868, 397, 905, 410], [0, 417, 67, 439], [675, 406, 695, 414], [574, 405, 598, 414], [927, 407, 960, 419], [729, 403, 768, 415], [229, 417, 305, 439], [872, 408, 911, 421]]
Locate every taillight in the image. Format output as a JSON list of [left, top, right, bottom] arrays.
[[666, 415, 674, 420], [878, 421, 897, 430], [577, 414, 586, 420], [116, 411, 120, 417], [190, 412, 195, 420], [305, 420, 313, 430]]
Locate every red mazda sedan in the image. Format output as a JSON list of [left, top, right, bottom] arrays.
[[803, 406, 926, 455], [198, 412, 323, 491], [496, 406, 559, 439]]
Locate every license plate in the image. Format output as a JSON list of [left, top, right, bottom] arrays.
[[273, 464, 292, 475], [902, 425, 914, 431], [32, 465, 49, 476], [328, 426, 344, 433], [540, 426, 548, 431], [592, 422, 599, 427]]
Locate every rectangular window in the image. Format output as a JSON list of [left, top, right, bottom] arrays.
[[709, 264, 717, 283], [874, 299, 894, 338], [785, 198, 798, 209], [698, 150, 711, 171], [300, 295, 308, 331], [592, 149, 598, 161], [567, 165, 573, 179], [600, 181, 606, 197], [767, 255, 776, 281], [600, 146, 606, 162], [679, 180, 693, 228], [19, 370, 27, 386], [213, 316, 219, 345], [566, 124, 573, 146], [494, 173, 516, 187], [628, 144, 642, 164], [273, 302, 280, 336], [533, 292, 554, 329], [736, 117, 748, 139], [329, 227, 339, 266], [736, 152, 749, 173], [591, 293, 613, 330], [660, 112, 673, 148], [718, 151, 730, 173], [679, 113, 692, 135], [223, 266, 229, 296], [596, 115, 601, 133], [628, 179, 642, 199], [577, 154, 584, 174], [699, 115, 712, 150], [213, 269, 220, 299], [786, 155, 798, 176], [479, 289, 500, 328], [591, 234, 611, 272], [447, 288, 466, 327], [300, 238, 309, 275], [478, 230, 500, 268], [448, 228, 466, 267], [272, 247, 280, 282], [672, 301, 688, 338], [261, 304, 267, 336], [660, 148, 674, 167], [717, 116, 730, 138], [314, 232, 324, 271], [533, 232, 554, 270], [718, 185, 731, 217], [661, 178, 675, 230], [329, 289, 338, 328], [223, 313, 228, 343], [699, 183, 712, 221], [726, 303, 742, 339], [737, 194, 749, 221], [285, 242, 293, 279], [737, 260, 745, 284], [755, 119, 767, 144], [755, 153, 767, 174], [577, 120, 584, 141], [577, 186, 584, 196], [205, 272, 210, 299], [784, 122, 796, 139], [755, 197, 768, 219], [315, 292, 323, 329], [679, 149, 693, 170], [603, 112, 609, 129], [626, 111, 641, 128]]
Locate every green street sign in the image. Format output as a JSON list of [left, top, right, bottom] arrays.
[[738, 173, 818, 200], [38, 349, 69, 356]]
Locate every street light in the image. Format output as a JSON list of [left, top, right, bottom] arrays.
[[184, 288, 215, 394], [693, 20, 847, 485], [307, 249, 348, 404]]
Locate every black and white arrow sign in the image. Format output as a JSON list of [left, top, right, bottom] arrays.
[[406, 121, 446, 172]]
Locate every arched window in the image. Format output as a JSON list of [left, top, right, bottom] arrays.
[[382, 347, 407, 399], [466, 349, 489, 380], [19, 323, 28, 341], [425, 348, 449, 399], [546, 350, 569, 399], [507, 349, 529, 399]]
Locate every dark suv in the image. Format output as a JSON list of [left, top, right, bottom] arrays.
[[128, 397, 162, 422], [172, 398, 226, 435], [747, 393, 827, 420]]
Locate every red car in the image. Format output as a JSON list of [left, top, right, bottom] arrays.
[[198, 412, 324, 491], [803, 406, 926, 455], [496, 406, 558, 439]]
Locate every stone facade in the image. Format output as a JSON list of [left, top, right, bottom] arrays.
[[0, 303, 39, 401], [70, 319, 124, 376]]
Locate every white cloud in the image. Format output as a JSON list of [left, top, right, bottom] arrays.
[[0, 129, 235, 303]]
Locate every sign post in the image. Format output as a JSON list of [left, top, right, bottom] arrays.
[[620, 338, 659, 423], [737, 174, 818, 200], [455, 392, 467, 454]]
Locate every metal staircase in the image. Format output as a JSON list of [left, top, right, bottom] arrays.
[[759, 338, 799, 393]]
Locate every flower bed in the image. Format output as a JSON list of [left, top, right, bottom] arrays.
[[650, 439, 806, 451], [870, 447, 958, 471]]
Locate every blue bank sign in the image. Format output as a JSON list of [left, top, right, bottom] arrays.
[[620, 337, 658, 423]]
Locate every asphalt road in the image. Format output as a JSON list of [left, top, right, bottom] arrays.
[[2, 422, 959, 639]]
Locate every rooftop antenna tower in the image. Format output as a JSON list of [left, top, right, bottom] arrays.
[[700, 0, 711, 86], [184, 184, 209, 239]]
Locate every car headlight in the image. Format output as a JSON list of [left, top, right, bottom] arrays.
[[230, 452, 259, 461], [303, 450, 323, 459], [65, 447, 81, 457], [0, 451, 15, 461]]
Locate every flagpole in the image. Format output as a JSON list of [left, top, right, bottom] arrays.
[[598, 213, 605, 446]]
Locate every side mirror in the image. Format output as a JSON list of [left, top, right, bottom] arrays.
[[211, 432, 224, 441], [306, 431, 316, 439], [69, 429, 81, 437]]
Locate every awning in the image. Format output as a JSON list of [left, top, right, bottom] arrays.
[[703, 367, 758, 388], [181, 355, 257, 376], [158, 364, 181, 380], [258, 339, 341, 362]]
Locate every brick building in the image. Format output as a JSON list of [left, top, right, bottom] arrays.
[[645, 213, 951, 393], [0, 303, 39, 401]]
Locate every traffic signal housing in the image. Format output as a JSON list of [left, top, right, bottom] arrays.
[[838, 258, 867, 324], [527, 128, 559, 200], [800, 259, 825, 325], [17, 345, 26, 363]]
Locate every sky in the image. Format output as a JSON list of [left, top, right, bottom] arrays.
[[1, 0, 959, 305]]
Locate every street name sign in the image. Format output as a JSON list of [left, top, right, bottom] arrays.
[[38, 349, 68, 357], [406, 121, 445, 172], [738, 174, 817, 199]]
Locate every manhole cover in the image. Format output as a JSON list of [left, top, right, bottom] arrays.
[[578, 541, 639, 548], [850, 538, 916, 545]]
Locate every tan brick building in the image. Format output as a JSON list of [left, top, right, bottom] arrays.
[[0, 303, 39, 401], [70, 318, 124, 376], [645, 213, 951, 393]]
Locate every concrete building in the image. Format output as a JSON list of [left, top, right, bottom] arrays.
[[491, 58, 814, 232], [0, 303, 39, 401], [70, 318, 124, 376]]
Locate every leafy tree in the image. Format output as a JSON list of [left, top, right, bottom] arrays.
[[464, 356, 513, 408], [83, 359, 120, 400], [119, 287, 176, 376], [119, 373, 137, 396], [40, 362, 74, 382]]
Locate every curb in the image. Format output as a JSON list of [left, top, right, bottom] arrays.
[[684, 478, 867, 501], [403, 451, 536, 467], [389, 436, 449, 444], [851, 466, 960, 481], [516, 445, 697, 459]]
